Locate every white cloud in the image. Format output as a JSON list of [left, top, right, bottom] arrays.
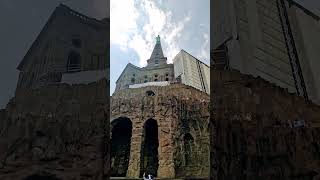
[[110, 0, 139, 51], [197, 33, 210, 64], [111, 0, 208, 66], [128, 33, 150, 67], [131, 0, 192, 65]]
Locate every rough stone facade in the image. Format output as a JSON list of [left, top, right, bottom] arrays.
[[0, 79, 109, 180], [111, 83, 210, 178], [211, 70, 320, 180]]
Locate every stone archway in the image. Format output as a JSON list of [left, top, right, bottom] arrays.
[[140, 119, 159, 177], [184, 133, 194, 166], [110, 117, 132, 177]]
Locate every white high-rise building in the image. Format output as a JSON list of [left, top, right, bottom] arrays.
[[173, 50, 210, 94]]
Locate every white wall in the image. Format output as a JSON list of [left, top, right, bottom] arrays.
[[173, 50, 210, 94]]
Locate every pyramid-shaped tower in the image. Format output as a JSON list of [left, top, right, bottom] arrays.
[[146, 35, 168, 67]]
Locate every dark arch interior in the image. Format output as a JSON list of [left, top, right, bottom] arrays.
[[140, 119, 159, 177], [111, 117, 132, 177], [146, 90, 155, 96], [184, 133, 194, 165], [67, 51, 81, 72]]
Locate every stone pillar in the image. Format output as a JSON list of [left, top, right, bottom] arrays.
[[157, 119, 175, 178], [127, 119, 143, 178]]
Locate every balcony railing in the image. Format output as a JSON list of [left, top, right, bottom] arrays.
[[67, 64, 81, 72]]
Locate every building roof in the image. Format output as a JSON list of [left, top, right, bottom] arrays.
[[150, 35, 165, 60], [175, 49, 210, 68], [115, 63, 141, 83], [146, 35, 167, 67], [17, 4, 108, 71]]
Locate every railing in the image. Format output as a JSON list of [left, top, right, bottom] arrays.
[[67, 64, 81, 72]]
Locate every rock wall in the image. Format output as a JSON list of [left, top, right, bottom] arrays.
[[111, 84, 210, 178], [0, 79, 109, 180], [211, 70, 320, 180]]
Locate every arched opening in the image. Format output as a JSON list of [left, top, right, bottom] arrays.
[[184, 133, 194, 165], [146, 90, 155, 96], [111, 117, 132, 177], [140, 119, 159, 177], [67, 51, 81, 72], [72, 38, 82, 48]]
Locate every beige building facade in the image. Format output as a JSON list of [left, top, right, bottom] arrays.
[[173, 50, 210, 94]]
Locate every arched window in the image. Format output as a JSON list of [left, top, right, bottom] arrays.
[[72, 38, 82, 48], [184, 133, 194, 166], [67, 51, 81, 72], [111, 117, 133, 177], [131, 78, 135, 83], [146, 90, 155, 96]]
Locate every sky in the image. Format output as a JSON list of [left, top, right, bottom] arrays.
[[110, 0, 210, 94], [0, 0, 108, 108]]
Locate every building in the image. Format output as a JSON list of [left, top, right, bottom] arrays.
[[115, 36, 210, 94], [211, 0, 320, 104], [211, 1, 320, 179], [0, 4, 110, 180], [210, 69, 320, 180], [15, 4, 109, 91], [173, 50, 210, 94], [111, 37, 210, 178], [115, 35, 174, 91]]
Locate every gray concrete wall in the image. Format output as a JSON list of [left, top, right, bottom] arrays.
[[288, 5, 320, 104]]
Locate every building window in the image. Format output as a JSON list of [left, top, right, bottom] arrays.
[[184, 133, 194, 166], [146, 90, 155, 96], [67, 51, 81, 72], [165, 73, 169, 76], [133, 73, 135, 77], [144, 75, 148, 79], [165, 78, 169, 81], [154, 79, 158, 82], [154, 74, 158, 77], [131, 78, 135, 83], [72, 38, 81, 48]]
